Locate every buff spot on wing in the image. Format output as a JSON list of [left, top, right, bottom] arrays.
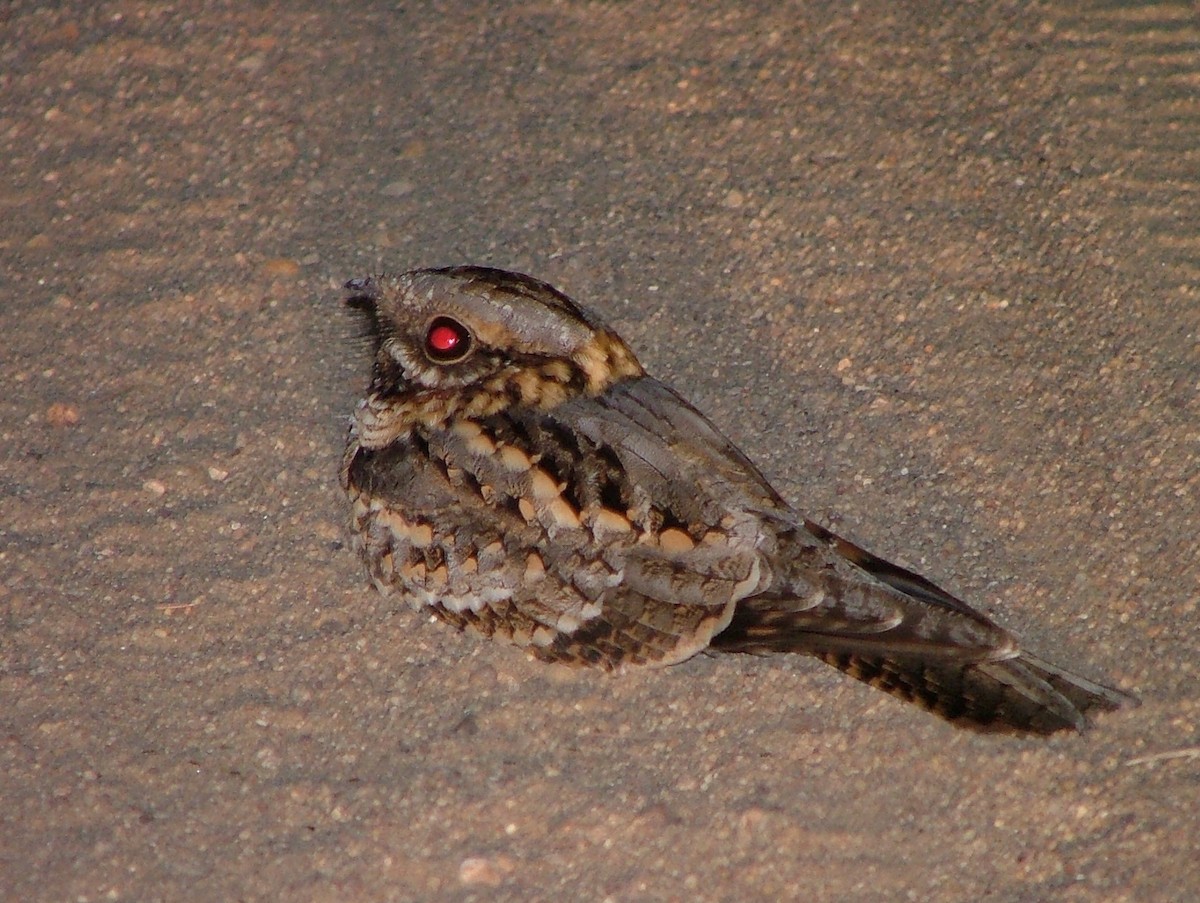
[[658, 528, 695, 554], [498, 445, 533, 473], [376, 509, 434, 548], [589, 508, 633, 537], [524, 552, 546, 582], [452, 420, 496, 456], [529, 468, 561, 500], [545, 497, 581, 530]]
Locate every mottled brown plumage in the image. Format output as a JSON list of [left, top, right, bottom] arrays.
[[341, 265, 1136, 733]]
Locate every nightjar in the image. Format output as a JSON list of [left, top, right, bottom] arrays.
[[341, 265, 1136, 734]]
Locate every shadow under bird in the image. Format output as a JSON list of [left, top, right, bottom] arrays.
[[341, 265, 1137, 734]]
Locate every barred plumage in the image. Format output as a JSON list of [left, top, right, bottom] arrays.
[[341, 265, 1136, 733]]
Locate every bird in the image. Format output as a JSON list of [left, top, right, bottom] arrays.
[[340, 265, 1137, 734]]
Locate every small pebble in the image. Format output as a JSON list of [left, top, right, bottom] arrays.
[[381, 180, 414, 197], [458, 856, 513, 887], [45, 402, 80, 426], [262, 258, 301, 278]]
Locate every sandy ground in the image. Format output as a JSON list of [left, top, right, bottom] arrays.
[[2, 2, 1198, 901]]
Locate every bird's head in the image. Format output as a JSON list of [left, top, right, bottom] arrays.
[[345, 266, 643, 413]]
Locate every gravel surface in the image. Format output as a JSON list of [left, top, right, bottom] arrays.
[[2, 2, 1197, 901]]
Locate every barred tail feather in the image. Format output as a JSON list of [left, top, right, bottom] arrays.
[[715, 517, 1138, 733], [726, 627, 1136, 734]]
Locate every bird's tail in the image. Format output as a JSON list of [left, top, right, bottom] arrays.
[[811, 644, 1135, 734], [715, 605, 1136, 733], [713, 520, 1138, 734]]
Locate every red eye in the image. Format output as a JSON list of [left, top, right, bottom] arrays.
[[424, 316, 472, 362]]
